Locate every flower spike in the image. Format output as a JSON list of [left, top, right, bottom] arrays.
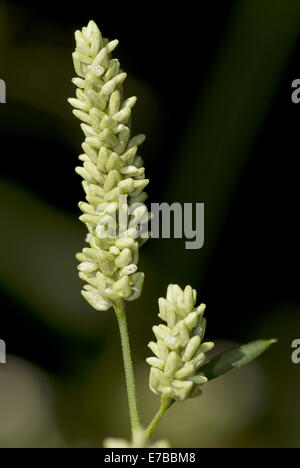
[[147, 284, 215, 401], [69, 21, 149, 311]]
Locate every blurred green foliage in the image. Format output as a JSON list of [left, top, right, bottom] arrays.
[[156, 0, 300, 285]]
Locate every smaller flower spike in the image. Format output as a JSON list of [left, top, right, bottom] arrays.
[[69, 21, 149, 311], [147, 285, 215, 401]]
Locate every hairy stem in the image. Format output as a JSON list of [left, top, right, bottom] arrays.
[[114, 300, 140, 436], [146, 396, 172, 439]]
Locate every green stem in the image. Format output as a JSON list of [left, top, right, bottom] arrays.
[[146, 396, 172, 439], [114, 300, 140, 436]]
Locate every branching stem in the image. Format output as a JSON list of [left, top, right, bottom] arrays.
[[146, 396, 172, 439]]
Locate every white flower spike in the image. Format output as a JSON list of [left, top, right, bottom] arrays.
[[147, 284, 215, 401], [69, 21, 149, 311]]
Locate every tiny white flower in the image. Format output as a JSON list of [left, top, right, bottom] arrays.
[[103, 427, 170, 448]]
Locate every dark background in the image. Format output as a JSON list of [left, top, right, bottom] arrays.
[[0, 0, 299, 447]]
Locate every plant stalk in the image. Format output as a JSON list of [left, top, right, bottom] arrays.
[[114, 300, 140, 436], [146, 396, 172, 439]]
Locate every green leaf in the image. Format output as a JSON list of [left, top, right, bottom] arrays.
[[200, 339, 277, 381]]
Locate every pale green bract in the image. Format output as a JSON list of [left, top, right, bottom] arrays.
[[69, 20, 149, 311], [147, 284, 215, 401]]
